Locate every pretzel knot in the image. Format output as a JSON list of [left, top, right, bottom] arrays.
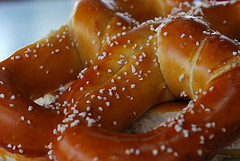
[[0, 0, 240, 161]]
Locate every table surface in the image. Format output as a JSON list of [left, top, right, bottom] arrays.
[[0, 0, 75, 61]]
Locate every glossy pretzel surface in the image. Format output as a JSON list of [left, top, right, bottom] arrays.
[[0, 0, 240, 161]]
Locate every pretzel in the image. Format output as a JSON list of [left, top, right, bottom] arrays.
[[0, 0, 195, 160], [52, 2, 240, 161], [188, 0, 240, 40], [0, 0, 240, 160], [52, 12, 240, 160]]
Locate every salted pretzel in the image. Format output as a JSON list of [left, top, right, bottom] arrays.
[[52, 1, 240, 161], [0, 0, 240, 161], [52, 12, 240, 161], [0, 0, 196, 160]]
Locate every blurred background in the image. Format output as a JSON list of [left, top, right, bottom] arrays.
[[0, 0, 75, 61]]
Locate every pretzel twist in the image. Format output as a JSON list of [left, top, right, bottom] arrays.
[[0, 0, 187, 159], [53, 12, 240, 161], [52, 1, 240, 161], [0, 0, 240, 161]]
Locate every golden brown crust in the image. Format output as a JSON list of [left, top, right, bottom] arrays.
[[1, 24, 82, 100], [158, 16, 209, 99], [53, 15, 240, 161], [191, 0, 240, 40], [113, 0, 189, 22], [70, 0, 115, 67], [1, 0, 240, 160], [0, 0, 181, 159]]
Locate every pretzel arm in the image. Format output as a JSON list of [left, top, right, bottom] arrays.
[[190, 0, 240, 40], [0, 24, 82, 100], [113, 0, 195, 22], [55, 21, 161, 109], [53, 68, 240, 161], [0, 73, 61, 158]]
